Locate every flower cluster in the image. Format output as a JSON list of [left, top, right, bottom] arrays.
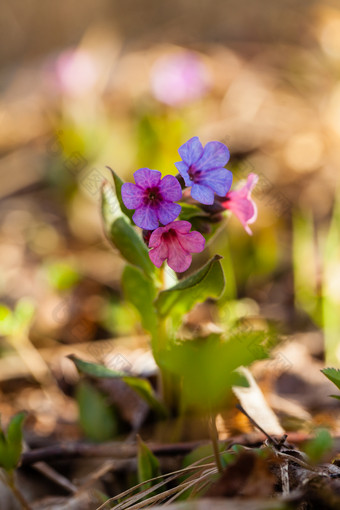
[[121, 137, 258, 272]]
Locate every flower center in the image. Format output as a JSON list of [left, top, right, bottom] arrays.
[[188, 165, 201, 182], [162, 228, 177, 241], [144, 186, 162, 205]]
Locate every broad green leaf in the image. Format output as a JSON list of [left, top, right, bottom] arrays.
[[155, 256, 225, 327], [0, 412, 25, 471], [321, 368, 340, 390], [162, 332, 269, 412], [106, 166, 134, 222], [303, 428, 333, 464], [101, 181, 154, 278], [76, 380, 119, 441], [122, 265, 157, 334], [137, 435, 161, 490], [69, 355, 167, 417]]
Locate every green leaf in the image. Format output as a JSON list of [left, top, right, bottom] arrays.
[[69, 355, 167, 417], [45, 260, 80, 291], [0, 304, 13, 335], [321, 368, 340, 391], [155, 255, 225, 327], [0, 412, 25, 471], [137, 435, 161, 490], [106, 166, 134, 222], [178, 204, 205, 221], [122, 265, 157, 334], [162, 331, 269, 412], [76, 380, 119, 442], [303, 428, 333, 464], [101, 181, 154, 277]]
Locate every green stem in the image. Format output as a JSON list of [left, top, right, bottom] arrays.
[[208, 413, 223, 474], [1, 469, 31, 510]]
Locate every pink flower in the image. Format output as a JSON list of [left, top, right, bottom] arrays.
[[55, 49, 98, 97], [148, 221, 205, 273], [150, 52, 210, 106], [222, 173, 258, 235]]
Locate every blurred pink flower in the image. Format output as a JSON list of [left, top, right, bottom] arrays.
[[55, 49, 98, 97], [148, 220, 205, 272], [222, 173, 258, 235], [150, 52, 210, 106]]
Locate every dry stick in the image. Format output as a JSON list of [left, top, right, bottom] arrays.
[[33, 461, 77, 494], [21, 440, 205, 466], [236, 403, 282, 448]]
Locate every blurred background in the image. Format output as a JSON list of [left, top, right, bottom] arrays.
[[0, 0, 340, 444]]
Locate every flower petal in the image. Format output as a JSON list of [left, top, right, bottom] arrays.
[[170, 220, 192, 233], [174, 161, 191, 186], [224, 195, 257, 234], [159, 174, 182, 201], [177, 231, 205, 253], [236, 173, 259, 199], [149, 241, 169, 268], [196, 141, 230, 171], [167, 236, 192, 273], [133, 204, 159, 230], [178, 136, 203, 166], [149, 225, 166, 248], [134, 168, 162, 189], [121, 182, 144, 209], [157, 202, 181, 226], [191, 183, 215, 205], [199, 168, 233, 196]]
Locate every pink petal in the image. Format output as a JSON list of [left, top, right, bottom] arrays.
[[170, 220, 192, 234], [167, 236, 192, 273], [149, 241, 169, 268], [134, 168, 161, 189], [149, 225, 167, 248], [225, 196, 257, 235], [121, 182, 144, 209], [177, 231, 205, 253], [159, 175, 182, 201]]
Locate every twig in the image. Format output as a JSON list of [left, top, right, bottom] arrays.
[[33, 461, 77, 494], [236, 403, 281, 448]]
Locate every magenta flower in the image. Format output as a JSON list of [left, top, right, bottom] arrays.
[[222, 173, 258, 235], [175, 137, 232, 206], [121, 168, 182, 230], [148, 221, 205, 273]]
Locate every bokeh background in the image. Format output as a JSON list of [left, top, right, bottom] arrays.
[[1, 0, 340, 442]]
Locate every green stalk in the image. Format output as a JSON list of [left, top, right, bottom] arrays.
[[208, 413, 223, 474]]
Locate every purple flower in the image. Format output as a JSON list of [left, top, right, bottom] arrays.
[[222, 173, 258, 235], [121, 168, 182, 230], [148, 221, 205, 273], [175, 137, 232, 205]]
